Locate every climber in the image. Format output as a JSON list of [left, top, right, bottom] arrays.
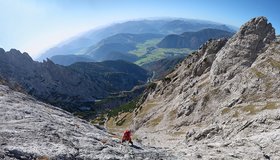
[[121, 129, 133, 145]]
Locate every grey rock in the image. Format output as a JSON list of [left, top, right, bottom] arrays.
[[210, 16, 275, 85], [0, 84, 176, 160], [192, 38, 228, 76], [193, 125, 221, 141]]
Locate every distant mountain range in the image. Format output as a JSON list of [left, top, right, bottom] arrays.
[[0, 48, 149, 111], [50, 55, 95, 66], [49, 29, 234, 66], [38, 18, 236, 61], [157, 28, 234, 49]]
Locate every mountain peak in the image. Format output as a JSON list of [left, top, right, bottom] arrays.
[[6, 49, 33, 61], [238, 16, 275, 40], [210, 16, 275, 85], [0, 48, 5, 54]]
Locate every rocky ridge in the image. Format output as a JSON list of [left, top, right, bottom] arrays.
[[130, 17, 280, 159], [0, 84, 175, 160], [0, 50, 149, 111]]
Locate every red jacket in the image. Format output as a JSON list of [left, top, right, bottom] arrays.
[[122, 130, 132, 141]]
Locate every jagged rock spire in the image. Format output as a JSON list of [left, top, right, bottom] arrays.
[[210, 16, 275, 85]]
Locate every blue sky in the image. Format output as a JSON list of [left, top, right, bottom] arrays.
[[0, 0, 279, 58]]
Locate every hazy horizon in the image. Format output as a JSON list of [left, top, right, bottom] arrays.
[[0, 0, 279, 58]]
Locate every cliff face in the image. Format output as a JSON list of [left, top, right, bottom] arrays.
[[0, 84, 175, 159], [210, 17, 275, 85], [131, 17, 280, 159]]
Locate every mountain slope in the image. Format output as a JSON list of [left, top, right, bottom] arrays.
[[37, 19, 235, 60], [142, 56, 185, 80], [68, 60, 149, 91], [91, 33, 164, 46], [108, 17, 280, 159], [81, 32, 191, 66], [157, 28, 234, 49], [0, 50, 149, 111], [0, 84, 175, 159], [85, 33, 164, 62], [83, 29, 232, 65], [87, 43, 138, 62]]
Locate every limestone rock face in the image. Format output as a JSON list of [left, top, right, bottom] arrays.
[[0, 84, 175, 160], [210, 16, 275, 85], [130, 17, 280, 159], [192, 38, 228, 76]]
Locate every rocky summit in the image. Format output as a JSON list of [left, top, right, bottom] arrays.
[[0, 84, 176, 160], [127, 16, 280, 159]]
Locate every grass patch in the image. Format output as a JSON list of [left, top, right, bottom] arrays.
[[107, 98, 139, 118], [148, 114, 163, 127], [115, 113, 132, 128], [241, 104, 258, 115], [115, 113, 129, 126], [129, 38, 162, 56], [135, 49, 166, 65], [221, 107, 231, 115], [106, 112, 133, 133], [74, 110, 96, 120], [221, 107, 239, 117], [251, 68, 265, 78], [91, 113, 106, 125], [262, 102, 278, 110], [268, 59, 280, 70], [223, 101, 279, 118], [135, 47, 191, 66], [136, 100, 157, 118], [37, 156, 49, 160], [169, 109, 178, 120], [169, 131, 186, 137], [233, 111, 239, 118]]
